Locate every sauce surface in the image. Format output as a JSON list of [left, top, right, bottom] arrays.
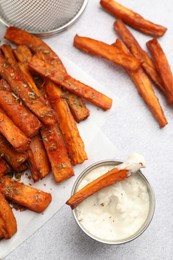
[[74, 165, 150, 242]]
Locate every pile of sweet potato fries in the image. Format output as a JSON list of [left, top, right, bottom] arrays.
[[73, 0, 172, 128], [0, 26, 112, 239], [67, 0, 173, 209]]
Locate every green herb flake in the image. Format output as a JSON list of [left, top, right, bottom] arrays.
[[43, 50, 50, 54], [58, 163, 66, 170], [3, 185, 19, 197], [3, 63, 8, 68], [35, 194, 41, 202], [16, 158, 24, 163], [49, 143, 57, 151], [45, 72, 51, 76], [28, 91, 36, 100], [10, 73, 15, 78], [43, 136, 48, 142], [11, 92, 19, 102]]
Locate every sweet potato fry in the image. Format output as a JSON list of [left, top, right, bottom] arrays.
[[14, 45, 33, 63], [0, 192, 17, 239], [3, 44, 46, 109], [1, 44, 18, 67], [0, 78, 11, 91], [45, 81, 88, 165], [61, 91, 90, 123], [3, 43, 41, 97], [0, 54, 56, 126], [147, 38, 173, 104], [29, 54, 112, 110], [28, 135, 50, 181], [114, 39, 167, 127], [0, 158, 11, 176], [66, 168, 129, 209], [5, 26, 67, 74], [0, 134, 28, 171], [0, 80, 42, 138], [35, 51, 90, 122], [100, 0, 167, 37], [36, 48, 90, 122], [15, 162, 28, 173], [18, 62, 43, 98], [27, 151, 40, 182], [0, 176, 52, 213], [74, 34, 141, 71], [33, 78, 72, 182], [41, 125, 74, 183], [114, 19, 164, 91], [0, 109, 30, 152]]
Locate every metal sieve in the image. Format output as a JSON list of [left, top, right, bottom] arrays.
[[0, 0, 88, 38]]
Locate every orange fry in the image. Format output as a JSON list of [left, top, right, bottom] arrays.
[[0, 109, 30, 152], [0, 176, 52, 213], [66, 168, 128, 209], [0, 80, 42, 138], [41, 125, 74, 183], [28, 135, 51, 182], [147, 38, 173, 104], [14, 45, 33, 63], [0, 158, 11, 176], [62, 91, 90, 123], [1, 44, 18, 67], [0, 54, 56, 126], [114, 39, 167, 127], [0, 192, 17, 239], [2, 44, 46, 116], [18, 62, 43, 98], [29, 54, 112, 110], [35, 51, 90, 122], [114, 19, 164, 91], [32, 78, 73, 182], [15, 162, 28, 173], [0, 134, 28, 171], [100, 0, 167, 37], [74, 34, 141, 71], [28, 149, 40, 182], [45, 81, 88, 165], [0, 78, 11, 91], [13, 45, 44, 99]]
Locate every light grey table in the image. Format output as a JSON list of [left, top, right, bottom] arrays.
[[3, 0, 173, 259]]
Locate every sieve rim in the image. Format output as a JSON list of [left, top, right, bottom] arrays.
[[0, 0, 88, 38]]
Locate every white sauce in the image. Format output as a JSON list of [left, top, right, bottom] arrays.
[[118, 152, 146, 173], [75, 163, 150, 242]]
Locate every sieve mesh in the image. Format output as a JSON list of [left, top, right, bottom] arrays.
[[0, 0, 88, 37]]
